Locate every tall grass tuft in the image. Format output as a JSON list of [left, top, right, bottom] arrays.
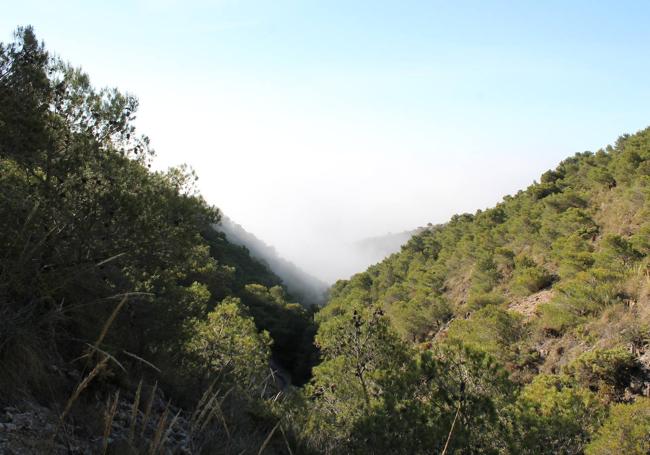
[[49, 355, 109, 448], [102, 390, 120, 454], [128, 379, 143, 444], [141, 382, 158, 438]]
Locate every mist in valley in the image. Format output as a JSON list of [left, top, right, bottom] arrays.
[[217, 214, 424, 304]]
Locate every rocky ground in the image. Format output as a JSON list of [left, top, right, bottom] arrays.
[[0, 389, 193, 455]]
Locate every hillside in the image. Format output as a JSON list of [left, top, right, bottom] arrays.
[[324, 130, 650, 368], [0, 28, 316, 454], [2, 26, 650, 455], [216, 216, 328, 306], [308, 125, 650, 453]]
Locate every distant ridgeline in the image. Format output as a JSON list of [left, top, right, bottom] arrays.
[[215, 216, 329, 307], [352, 227, 425, 266]]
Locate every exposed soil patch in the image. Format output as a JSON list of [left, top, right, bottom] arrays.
[[508, 289, 554, 320]]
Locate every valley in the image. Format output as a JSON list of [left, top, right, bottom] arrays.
[[1, 26, 650, 455]]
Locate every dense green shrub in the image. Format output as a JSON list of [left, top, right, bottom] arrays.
[[467, 292, 506, 310], [470, 255, 502, 294], [389, 296, 452, 342], [585, 398, 650, 455], [537, 302, 582, 335], [553, 268, 624, 317], [566, 348, 639, 401], [446, 306, 524, 361], [185, 297, 272, 392], [511, 261, 554, 296], [511, 374, 606, 454], [551, 234, 595, 279]]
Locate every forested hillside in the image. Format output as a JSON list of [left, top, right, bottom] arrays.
[[0, 27, 316, 453], [302, 122, 650, 453], [216, 216, 328, 306], [1, 26, 650, 454]]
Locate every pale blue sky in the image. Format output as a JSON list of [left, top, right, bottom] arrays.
[[3, 1, 650, 281]]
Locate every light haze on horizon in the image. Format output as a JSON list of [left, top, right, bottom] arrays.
[[3, 1, 650, 282]]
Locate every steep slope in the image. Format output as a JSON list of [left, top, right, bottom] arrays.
[[0, 28, 315, 454], [302, 128, 650, 453], [326, 129, 649, 371], [217, 216, 329, 306]]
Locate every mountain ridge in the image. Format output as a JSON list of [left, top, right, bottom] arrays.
[[215, 215, 329, 306]]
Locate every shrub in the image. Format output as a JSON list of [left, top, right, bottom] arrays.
[[467, 292, 506, 310], [537, 302, 581, 335], [554, 268, 623, 317], [186, 297, 272, 392], [595, 234, 642, 268], [470, 255, 501, 294], [566, 347, 639, 401], [544, 190, 588, 213], [511, 263, 554, 296], [630, 224, 650, 255], [389, 297, 452, 342], [511, 374, 606, 454], [585, 398, 650, 455], [551, 234, 595, 279], [446, 306, 524, 361], [587, 166, 616, 188]]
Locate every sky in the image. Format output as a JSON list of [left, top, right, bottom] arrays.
[[3, 1, 650, 282]]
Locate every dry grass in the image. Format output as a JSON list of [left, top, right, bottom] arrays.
[[257, 420, 281, 455], [148, 399, 170, 455], [49, 355, 109, 449], [128, 379, 143, 444], [102, 391, 120, 455], [141, 382, 158, 439]]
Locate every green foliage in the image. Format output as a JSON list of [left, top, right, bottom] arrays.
[[362, 343, 515, 455], [388, 295, 452, 341], [446, 306, 524, 363], [467, 292, 506, 310], [0, 27, 314, 401], [551, 234, 595, 279], [585, 398, 650, 455], [588, 166, 616, 188], [303, 305, 414, 451], [470, 254, 501, 294], [595, 234, 642, 268], [566, 348, 640, 401], [511, 258, 554, 296], [300, 328, 517, 454], [312, 306, 411, 411], [186, 297, 271, 391], [541, 207, 599, 241], [553, 268, 624, 317], [630, 224, 650, 255], [511, 374, 606, 454], [543, 190, 588, 213], [416, 343, 517, 454], [537, 302, 582, 335], [241, 283, 318, 384]]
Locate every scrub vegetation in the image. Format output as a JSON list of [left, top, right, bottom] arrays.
[[1, 28, 649, 454]]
